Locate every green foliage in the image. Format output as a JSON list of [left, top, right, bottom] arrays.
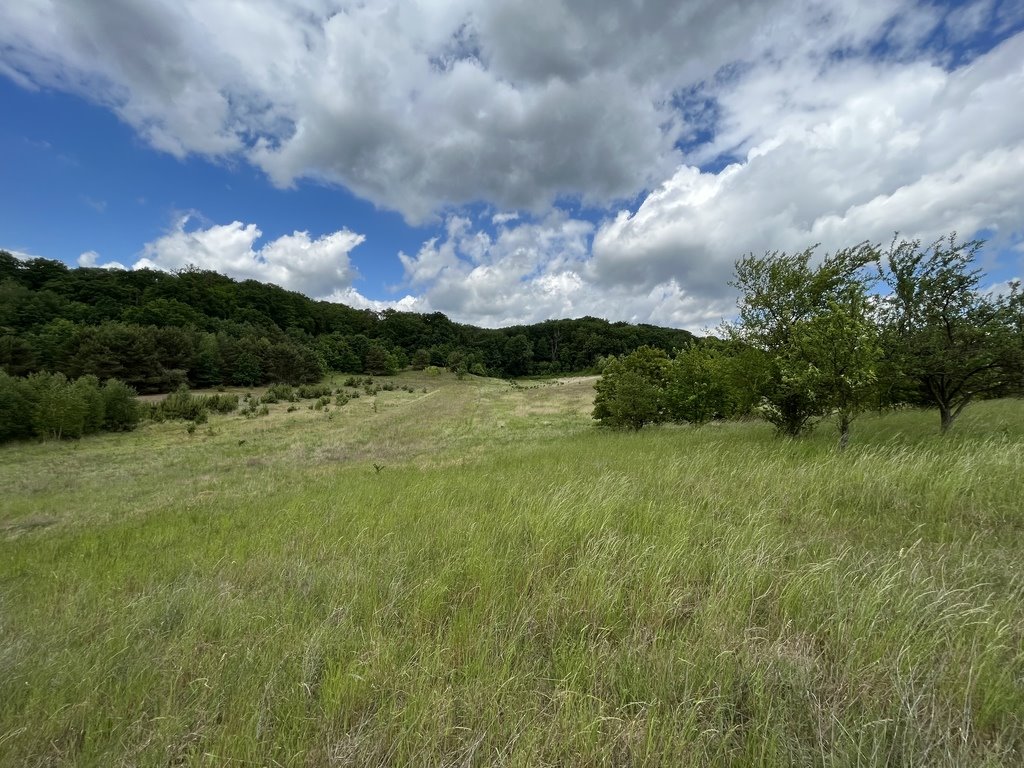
[[296, 383, 333, 399], [728, 243, 880, 441], [593, 346, 670, 429], [262, 383, 296, 404], [156, 386, 208, 422], [201, 393, 240, 414], [664, 343, 747, 424], [72, 374, 106, 435], [0, 371, 140, 442], [880, 234, 1024, 433], [0, 372, 35, 442], [101, 379, 141, 431], [0, 258, 700, 393], [364, 341, 401, 376], [410, 348, 432, 369], [30, 372, 89, 439]]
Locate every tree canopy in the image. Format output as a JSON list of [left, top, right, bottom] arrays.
[[0, 253, 695, 391]]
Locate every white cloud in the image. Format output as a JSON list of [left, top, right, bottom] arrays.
[[3, 1, 1023, 330], [587, 32, 1024, 304], [0, 0, 960, 223], [391, 212, 731, 331], [85, 216, 364, 299], [5, 249, 45, 262], [78, 250, 125, 270]]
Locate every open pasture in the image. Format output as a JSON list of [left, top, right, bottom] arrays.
[[1, 372, 1023, 766]]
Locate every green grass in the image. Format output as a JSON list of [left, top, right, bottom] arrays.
[[1, 372, 1023, 766]]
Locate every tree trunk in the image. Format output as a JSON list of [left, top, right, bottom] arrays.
[[939, 403, 955, 434], [838, 411, 851, 450]]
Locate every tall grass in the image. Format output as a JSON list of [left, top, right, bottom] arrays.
[[1, 373, 1022, 766]]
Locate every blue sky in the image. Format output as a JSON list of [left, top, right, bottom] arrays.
[[2, 0, 1023, 330]]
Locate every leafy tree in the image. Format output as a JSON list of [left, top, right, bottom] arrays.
[[880, 235, 1024, 433], [0, 372, 35, 442], [410, 348, 432, 370], [793, 290, 882, 447], [664, 343, 748, 424], [191, 333, 223, 387], [593, 346, 670, 429], [0, 333, 38, 376], [29, 372, 86, 439], [0, 250, 20, 284], [502, 334, 534, 377], [315, 333, 362, 372], [729, 243, 879, 439], [364, 341, 399, 376], [71, 374, 106, 435], [101, 379, 140, 431]]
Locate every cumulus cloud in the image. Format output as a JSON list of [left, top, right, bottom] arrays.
[[78, 250, 125, 270], [0, 0, 969, 223], [390, 213, 731, 330], [588, 32, 1024, 304], [3, 1, 1023, 329], [85, 216, 365, 299]]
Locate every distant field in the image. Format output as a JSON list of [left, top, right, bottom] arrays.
[[2, 372, 1023, 766]]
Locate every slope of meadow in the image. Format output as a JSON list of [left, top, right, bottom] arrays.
[[1, 372, 1022, 766]]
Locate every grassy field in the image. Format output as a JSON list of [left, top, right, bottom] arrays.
[[2, 371, 1023, 766]]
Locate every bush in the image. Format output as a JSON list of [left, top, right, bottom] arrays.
[[261, 383, 296, 404], [593, 347, 670, 430], [30, 372, 89, 439], [101, 379, 140, 431], [297, 383, 333, 399], [200, 393, 239, 414], [158, 386, 208, 422]]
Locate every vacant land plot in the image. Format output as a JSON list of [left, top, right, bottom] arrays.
[[1, 372, 1022, 766]]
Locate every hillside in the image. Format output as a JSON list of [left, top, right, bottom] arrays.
[[2, 371, 1022, 765], [0, 252, 696, 391]]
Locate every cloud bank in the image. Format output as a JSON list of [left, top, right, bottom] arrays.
[[5, 1, 1024, 329]]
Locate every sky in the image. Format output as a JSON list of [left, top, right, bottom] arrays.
[[1, 0, 1023, 332]]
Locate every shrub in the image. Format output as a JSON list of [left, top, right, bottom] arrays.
[[29, 372, 88, 439], [101, 379, 140, 432], [261, 383, 296, 404], [158, 386, 207, 422], [200, 393, 239, 414], [297, 383, 333, 399]]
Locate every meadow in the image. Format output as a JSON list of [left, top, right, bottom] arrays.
[[1, 371, 1022, 766]]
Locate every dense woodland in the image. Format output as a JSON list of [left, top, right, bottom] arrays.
[[0, 249, 693, 390]]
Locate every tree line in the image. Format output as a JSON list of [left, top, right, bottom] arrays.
[[0, 371, 140, 443], [594, 235, 1024, 444], [0, 251, 694, 393]]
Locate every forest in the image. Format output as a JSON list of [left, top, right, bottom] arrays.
[[0, 248, 692, 389]]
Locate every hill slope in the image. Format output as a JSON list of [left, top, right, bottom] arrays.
[[2, 372, 1023, 765]]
